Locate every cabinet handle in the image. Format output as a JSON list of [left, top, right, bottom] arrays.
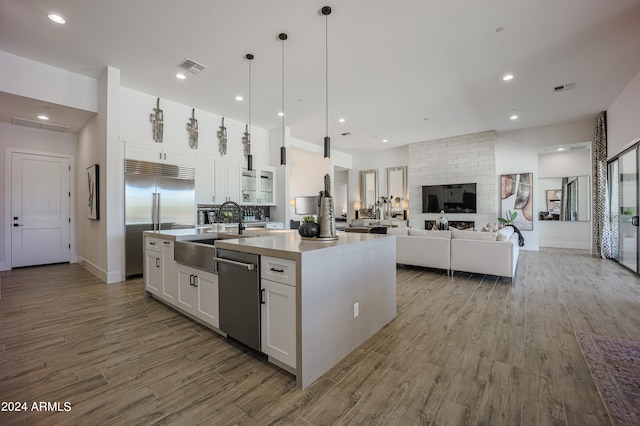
[[163, 241, 170, 245], [270, 267, 284, 273], [189, 274, 198, 287], [155, 257, 160, 268], [260, 288, 266, 304]]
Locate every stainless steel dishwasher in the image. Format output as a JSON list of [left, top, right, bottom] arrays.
[[215, 248, 261, 351]]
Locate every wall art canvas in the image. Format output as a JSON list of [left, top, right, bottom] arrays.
[[500, 173, 533, 231], [87, 164, 99, 220]]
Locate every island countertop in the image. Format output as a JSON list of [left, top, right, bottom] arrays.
[[144, 228, 389, 261]]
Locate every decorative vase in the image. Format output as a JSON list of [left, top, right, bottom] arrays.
[[318, 196, 336, 238], [435, 210, 448, 230], [298, 221, 319, 238]]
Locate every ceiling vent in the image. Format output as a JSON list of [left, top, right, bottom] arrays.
[[12, 117, 69, 133], [553, 82, 575, 93], [177, 58, 207, 74]]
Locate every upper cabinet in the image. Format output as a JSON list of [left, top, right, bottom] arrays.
[[124, 141, 192, 166], [214, 160, 241, 204], [242, 166, 276, 205]]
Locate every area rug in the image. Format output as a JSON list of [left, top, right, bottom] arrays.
[[575, 331, 640, 426]]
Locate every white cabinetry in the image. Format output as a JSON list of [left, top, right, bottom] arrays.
[[241, 166, 276, 205], [260, 256, 296, 369], [144, 238, 162, 295], [160, 240, 177, 301], [176, 263, 219, 328], [125, 141, 191, 166], [193, 157, 215, 204], [214, 160, 241, 203]]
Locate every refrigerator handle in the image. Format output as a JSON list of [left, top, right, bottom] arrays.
[[152, 193, 157, 230], [157, 193, 162, 230]]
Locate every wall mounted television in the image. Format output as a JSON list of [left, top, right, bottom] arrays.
[[422, 183, 477, 213]]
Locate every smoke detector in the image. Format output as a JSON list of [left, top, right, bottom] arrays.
[[177, 58, 207, 74]]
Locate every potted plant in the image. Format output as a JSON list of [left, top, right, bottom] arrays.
[[498, 210, 525, 247], [298, 215, 319, 238], [220, 211, 233, 223]]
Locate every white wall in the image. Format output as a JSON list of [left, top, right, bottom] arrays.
[[608, 68, 640, 158], [538, 149, 592, 249], [0, 50, 97, 113], [409, 131, 496, 233], [496, 118, 594, 251], [120, 87, 271, 166], [0, 123, 78, 270]]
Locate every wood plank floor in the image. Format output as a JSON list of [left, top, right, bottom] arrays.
[[1, 248, 639, 425]]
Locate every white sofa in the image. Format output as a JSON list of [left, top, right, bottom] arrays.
[[390, 226, 520, 281]]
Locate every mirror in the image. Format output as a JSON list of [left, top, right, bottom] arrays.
[[539, 176, 590, 221], [386, 166, 407, 200], [360, 169, 378, 209]]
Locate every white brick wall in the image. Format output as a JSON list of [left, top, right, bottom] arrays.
[[408, 131, 497, 229]]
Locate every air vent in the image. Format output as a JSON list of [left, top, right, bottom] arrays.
[[340, 132, 353, 136], [177, 58, 207, 74], [553, 82, 575, 93], [12, 117, 69, 133]]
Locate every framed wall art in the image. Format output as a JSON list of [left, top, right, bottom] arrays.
[[87, 164, 99, 220], [500, 173, 533, 231]]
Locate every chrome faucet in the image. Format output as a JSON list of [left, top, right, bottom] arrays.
[[218, 201, 245, 235]]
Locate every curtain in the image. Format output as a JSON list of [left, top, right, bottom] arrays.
[[592, 111, 613, 258], [560, 177, 569, 220]]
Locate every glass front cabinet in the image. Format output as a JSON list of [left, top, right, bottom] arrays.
[[241, 166, 276, 205]]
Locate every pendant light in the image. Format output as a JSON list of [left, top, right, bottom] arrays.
[[279, 33, 288, 166], [243, 53, 254, 171], [322, 6, 331, 159]]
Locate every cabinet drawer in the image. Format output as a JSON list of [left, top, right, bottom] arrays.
[[261, 256, 296, 286], [146, 237, 162, 250]]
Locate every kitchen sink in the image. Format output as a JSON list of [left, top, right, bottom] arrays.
[[174, 239, 218, 272]]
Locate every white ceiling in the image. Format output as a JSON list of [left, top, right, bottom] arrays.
[[1, 0, 640, 153]]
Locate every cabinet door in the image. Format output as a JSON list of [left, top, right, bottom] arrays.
[[261, 279, 296, 369], [259, 167, 275, 205], [241, 168, 258, 204], [161, 241, 177, 301], [144, 249, 162, 295], [162, 151, 191, 166], [194, 157, 215, 204], [195, 271, 219, 328], [126, 141, 162, 163], [176, 264, 197, 312], [226, 162, 241, 202]]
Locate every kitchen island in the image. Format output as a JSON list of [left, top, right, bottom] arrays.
[[143, 228, 396, 389]]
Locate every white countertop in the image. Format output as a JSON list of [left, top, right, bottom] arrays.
[[144, 228, 390, 260]]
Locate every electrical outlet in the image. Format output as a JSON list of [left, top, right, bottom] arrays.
[[354, 302, 359, 318]]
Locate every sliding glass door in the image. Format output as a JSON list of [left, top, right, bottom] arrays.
[[615, 146, 639, 272]]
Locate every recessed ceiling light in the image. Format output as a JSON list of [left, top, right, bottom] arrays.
[[338, 118, 345, 123], [277, 112, 284, 117], [382, 139, 388, 143], [37, 115, 49, 120], [176, 73, 186, 80], [502, 74, 514, 81], [557, 147, 565, 151], [48, 14, 66, 24], [510, 114, 518, 120], [235, 95, 243, 101]]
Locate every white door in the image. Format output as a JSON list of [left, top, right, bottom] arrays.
[[11, 152, 71, 267]]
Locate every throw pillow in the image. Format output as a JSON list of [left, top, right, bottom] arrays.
[[387, 227, 409, 236], [481, 222, 499, 232], [409, 228, 451, 238], [450, 227, 498, 241], [497, 227, 515, 241]]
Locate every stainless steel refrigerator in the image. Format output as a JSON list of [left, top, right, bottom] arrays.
[[125, 159, 196, 277]]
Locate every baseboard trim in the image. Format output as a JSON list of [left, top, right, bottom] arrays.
[[539, 241, 591, 250], [77, 256, 107, 283]]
